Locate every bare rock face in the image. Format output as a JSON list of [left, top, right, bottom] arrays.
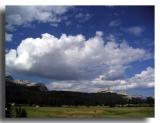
[[5, 76, 48, 92], [14, 80, 48, 92]]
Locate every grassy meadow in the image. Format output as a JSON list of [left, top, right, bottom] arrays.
[[22, 106, 154, 118]]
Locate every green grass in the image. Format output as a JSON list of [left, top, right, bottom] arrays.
[[22, 106, 154, 118]]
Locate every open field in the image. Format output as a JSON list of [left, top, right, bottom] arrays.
[[22, 106, 154, 118]]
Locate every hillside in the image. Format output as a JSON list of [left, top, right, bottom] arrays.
[[5, 76, 154, 107]]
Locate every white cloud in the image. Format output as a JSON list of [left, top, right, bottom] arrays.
[[5, 49, 9, 53], [96, 31, 103, 36], [75, 13, 84, 18], [125, 26, 144, 36], [106, 34, 115, 41], [6, 6, 72, 30], [46, 81, 98, 92], [6, 31, 151, 83], [127, 67, 154, 88], [105, 67, 154, 91], [75, 13, 91, 23], [46, 67, 154, 92], [109, 20, 120, 27], [5, 33, 13, 42], [6, 49, 17, 71]]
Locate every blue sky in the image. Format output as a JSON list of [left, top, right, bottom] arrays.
[[5, 6, 154, 96]]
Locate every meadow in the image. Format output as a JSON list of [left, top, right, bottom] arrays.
[[22, 106, 154, 118]]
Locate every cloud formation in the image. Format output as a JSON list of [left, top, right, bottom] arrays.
[[125, 26, 144, 36], [46, 67, 154, 92], [109, 19, 120, 27], [127, 67, 154, 88], [5, 33, 13, 42], [6, 6, 72, 30], [75, 13, 91, 23], [6, 31, 151, 83], [5, 6, 154, 94]]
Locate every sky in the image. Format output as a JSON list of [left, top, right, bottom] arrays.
[[5, 6, 154, 96]]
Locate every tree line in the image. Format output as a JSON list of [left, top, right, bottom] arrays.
[[6, 77, 154, 108]]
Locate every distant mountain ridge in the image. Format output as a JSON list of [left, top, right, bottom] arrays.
[[5, 75, 154, 107], [5, 75, 48, 92]]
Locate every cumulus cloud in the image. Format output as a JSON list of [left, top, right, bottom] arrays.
[[125, 26, 144, 36], [6, 31, 151, 83], [6, 6, 72, 30], [5, 33, 13, 42], [46, 67, 154, 92], [107, 66, 154, 91], [127, 67, 154, 88]]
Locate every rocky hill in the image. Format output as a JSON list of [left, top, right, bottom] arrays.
[[5, 75, 154, 107], [5, 75, 48, 92]]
